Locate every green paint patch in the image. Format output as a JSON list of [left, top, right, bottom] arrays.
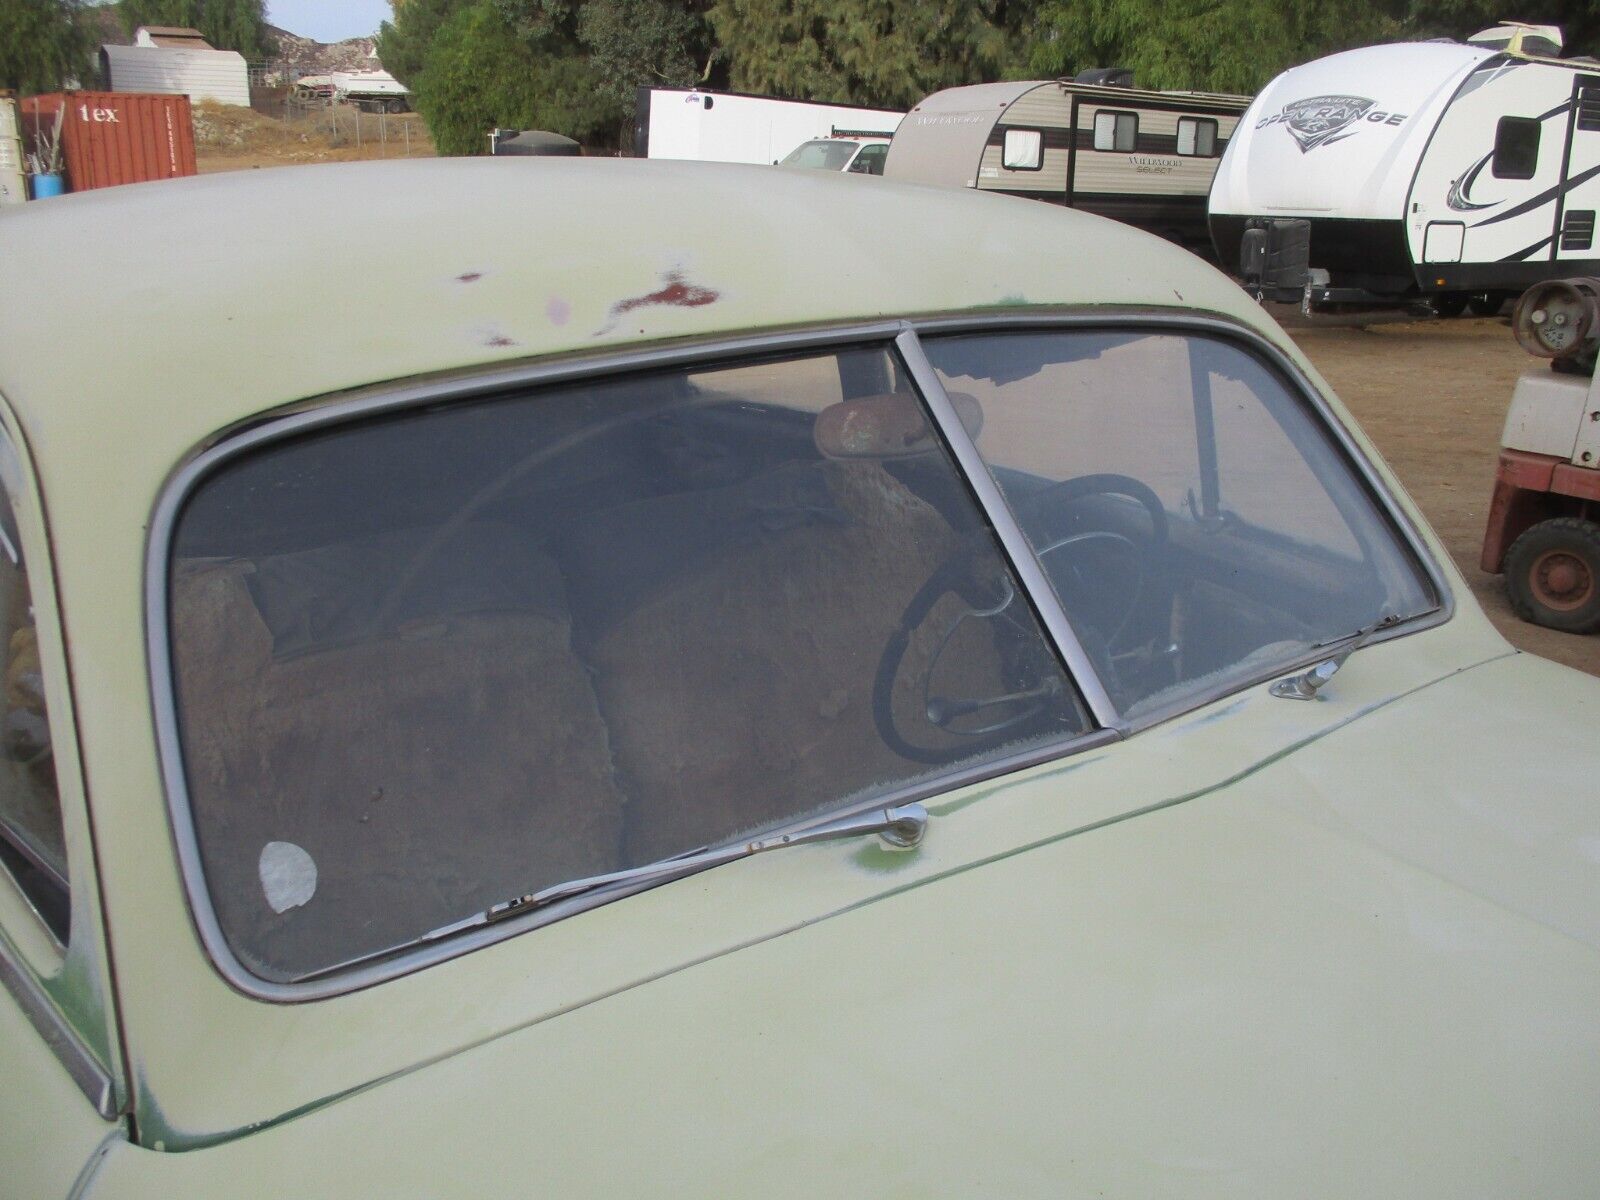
[[975, 294, 1032, 309], [852, 842, 923, 873]]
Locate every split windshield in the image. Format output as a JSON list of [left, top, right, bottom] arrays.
[[164, 328, 1436, 982]]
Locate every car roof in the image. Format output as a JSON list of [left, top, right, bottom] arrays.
[[0, 158, 1263, 477]]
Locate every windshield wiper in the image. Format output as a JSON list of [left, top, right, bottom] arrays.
[[1269, 614, 1401, 701], [294, 802, 928, 983], [486, 801, 928, 922]]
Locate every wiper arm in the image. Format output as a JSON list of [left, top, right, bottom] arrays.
[[488, 801, 929, 922], [294, 802, 928, 983], [1269, 614, 1400, 701]]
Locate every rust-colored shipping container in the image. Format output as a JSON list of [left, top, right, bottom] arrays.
[[21, 92, 196, 192]]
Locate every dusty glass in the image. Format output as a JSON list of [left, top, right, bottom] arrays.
[[923, 330, 1438, 717], [168, 346, 1088, 981]]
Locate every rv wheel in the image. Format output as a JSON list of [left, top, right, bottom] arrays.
[[1468, 292, 1507, 317], [1429, 292, 1469, 318], [1504, 517, 1600, 634]]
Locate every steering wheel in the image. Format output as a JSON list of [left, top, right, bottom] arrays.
[[872, 473, 1169, 762], [1012, 473, 1169, 657]]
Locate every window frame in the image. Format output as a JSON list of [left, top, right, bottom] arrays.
[[147, 312, 1453, 1001], [1492, 115, 1541, 180], [0, 416, 121, 1120], [1092, 110, 1139, 153], [1001, 127, 1045, 172], [1176, 116, 1219, 158]]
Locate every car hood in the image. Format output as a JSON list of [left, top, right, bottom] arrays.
[[91, 651, 1600, 1196]]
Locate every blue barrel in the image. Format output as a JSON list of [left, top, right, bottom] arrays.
[[29, 173, 65, 199]]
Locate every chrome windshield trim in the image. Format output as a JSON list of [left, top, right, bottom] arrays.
[[145, 321, 1119, 1003], [0, 934, 118, 1119], [895, 328, 1118, 727]]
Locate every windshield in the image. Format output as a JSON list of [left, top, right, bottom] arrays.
[[167, 346, 1087, 981], [780, 140, 859, 170], [921, 330, 1438, 717]]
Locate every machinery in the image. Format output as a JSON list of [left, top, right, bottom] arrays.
[[1481, 277, 1600, 632]]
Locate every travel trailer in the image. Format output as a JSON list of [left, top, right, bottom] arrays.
[[1211, 24, 1600, 312], [634, 87, 902, 165], [882, 74, 1249, 251]]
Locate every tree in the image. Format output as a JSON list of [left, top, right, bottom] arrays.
[[117, 0, 276, 61], [707, 0, 1035, 110], [0, 0, 94, 93], [1025, 0, 1401, 95], [377, 0, 471, 87], [409, 0, 613, 154]]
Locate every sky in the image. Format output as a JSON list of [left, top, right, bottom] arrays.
[[266, 1, 392, 42]]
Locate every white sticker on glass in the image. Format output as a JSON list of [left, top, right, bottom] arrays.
[[259, 840, 318, 913]]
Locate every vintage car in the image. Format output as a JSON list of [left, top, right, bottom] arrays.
[[1, 160, 1597, 1196]]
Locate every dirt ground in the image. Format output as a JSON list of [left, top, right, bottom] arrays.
[[192, 100, 436, 174], [1278, 310, 1600, 678]]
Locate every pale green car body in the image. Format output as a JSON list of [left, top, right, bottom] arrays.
[[1, 160, 1597, 1197]]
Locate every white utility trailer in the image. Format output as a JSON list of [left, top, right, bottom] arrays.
[[1212, 23, 1600, 312], [633, 87, 902, 165]]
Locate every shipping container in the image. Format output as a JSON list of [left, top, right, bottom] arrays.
[[21, 93, 196, 192], [0, 98, 24, 205]]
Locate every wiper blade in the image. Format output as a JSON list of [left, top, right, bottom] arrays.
[[294, 802, 928, 983], [1270, 614, 1401, 701], [487, 801, 929, 922]]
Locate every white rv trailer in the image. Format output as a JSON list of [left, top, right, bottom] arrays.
[[1211, 25, 1600, 310], [633, 87, 902, 165], [881, 77, 1249, 251]]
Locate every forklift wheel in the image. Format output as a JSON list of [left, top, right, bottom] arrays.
[[1504, 517, 1600, 634]]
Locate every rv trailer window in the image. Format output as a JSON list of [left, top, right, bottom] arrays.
[[1177, 117, 1218, 157], [1093, 111, 1138, 153], [1003, 129, 1044, 171], [1492, 117, 1540, 180]]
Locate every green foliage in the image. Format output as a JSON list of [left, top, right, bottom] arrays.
[[708, 0, 1035, 108], [0, 0, 94, 93], [576, 0, 712, 114], [1026, 0, 1404, 94], [409, 0, 612, 154], [377, 0, 470, 87], [117, 0, 276, 60]]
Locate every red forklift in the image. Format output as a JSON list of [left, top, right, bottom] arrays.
[[1481, 277, 1600, 633]]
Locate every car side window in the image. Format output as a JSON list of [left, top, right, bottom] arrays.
[[167, 345, 1089, 982], [1493, 116, 1540, 180], [849, 143, 888, 175], [0, 470, 68, 944]]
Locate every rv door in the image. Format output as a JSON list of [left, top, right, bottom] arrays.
[[1554, 76, 1600, 262]]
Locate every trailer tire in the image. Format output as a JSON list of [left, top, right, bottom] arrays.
[[1504, 517, 1600, 634], [385, 99, 406, 114], [1429, 292, 1469, 318]]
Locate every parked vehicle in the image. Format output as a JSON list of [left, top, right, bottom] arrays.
[[883, 72, 1248, 251], [634, 85, 901, 164], [777, 133, 890, 174], [3, 159, 1599, 1196], [1481, 276, 1600, 630], [1213, 23, 1600, 312], [333, 71, 411, 114]]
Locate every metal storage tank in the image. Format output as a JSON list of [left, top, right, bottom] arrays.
[[0, 98, 24, 205], [21, 93, 197, 192]]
